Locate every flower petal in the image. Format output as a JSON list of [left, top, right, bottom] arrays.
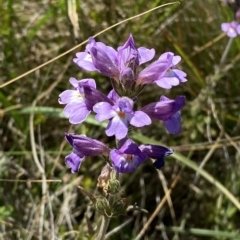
[[69, 77, 79, 88], [155, 76, 179, 89], [141, 96, 185, 121], [89, 44, 119, 78], [173, 69, 187, 82], [93, 102, 116, 122], [221, 23, 230, 32], [139, 144, 173, 169], [106, 116, 128, 139], [65, 151, 84, 173], [63, 103, 90, 124], [110, 149, 147, 173], [59, 90, 83, 104], [65, 133, 110, 156], [136, 59, 171, 85], [138, 47, 155, 65], [158, 52, 181, 66], [107, 89, 120, 103], [83, 85, 113, 110], [164, 112, 181, 134], [130, 111, 151, 127], [73, 52, 97, 71]]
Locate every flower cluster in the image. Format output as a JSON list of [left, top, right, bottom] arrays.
[[59, 35, 187, 174], [221, 0, 240, 37]]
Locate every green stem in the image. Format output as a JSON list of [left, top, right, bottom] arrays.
[[96, 215, 111, 240], [96, 170, 117, 240]]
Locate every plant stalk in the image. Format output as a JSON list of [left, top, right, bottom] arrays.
[[96, 214, 111, 240]]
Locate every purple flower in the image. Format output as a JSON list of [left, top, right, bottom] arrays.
[[110, 139, 148, 173], [110, 138, 174, 173], [65, 133, 110, 173], [141, 96, 186, 134], [135, 57, 172, 86], [81, 84, 113, 109], [74, 35, 155, 78], [221, 21, 240, 38], [73, 34, 178, 96], [139, 144, 174, 169], [152, 52, 187, 89], [118, 35, 140, 77], [73, 37, 118, 74], [93, 93, 151, 139], [59, 78, 96, 124]]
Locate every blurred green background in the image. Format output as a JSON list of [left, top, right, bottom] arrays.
[[1, 0, 240, 239]]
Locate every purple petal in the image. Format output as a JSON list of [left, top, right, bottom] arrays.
[[79, 78, 96, 88], [59, 90, 83, 104], [69, 77, 79, 88], [155, 76, 179, 89], [164, 112, 181, 134], [73, 52, 97, 71], [89, 44, 119, 78], [130, 111, 151, 127], [138, 47, 155, 65], [118, 97, 134, 113], [83, 85, 113, 110], [139, 144, 173, 169], [88, 38, 118, 61], [59, 78, 96, 105], [119, 67, 135, 88], [172, 55, 181, 65], [106, 116, 128, 139], [139, 144, 173, 158], [230, 21, 238, 29], [65, 133, 110, 156], [158, 52, 173, 62], [141, 96, 185, 121], [110, 149, 147, 173], [73, 139, 109, 156], [63, 103, 90, 124], [107, 89, 120, 103], [93, 102, 116, 122], [237, 24, 240, 34], [227, 30, 237, 38], [136, 59, 171, 85], [160, 95, 185, 114], [159, 52, 181, 66], [118, 138, 141, 154], [117, 34, 139, 70], [153, 158, 165, 169], [117, 34, 136, 51], [173, 69, 187, 82], [221, 23, 230, 32], [65, 151, 84, 173]]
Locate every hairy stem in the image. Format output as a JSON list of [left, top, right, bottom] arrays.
[[96, 215, 111, 240]]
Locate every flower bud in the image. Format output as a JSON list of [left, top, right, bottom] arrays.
[[108, 179, 120, 195], [95, 197, 112, 217], [112, 198, 127, 216]]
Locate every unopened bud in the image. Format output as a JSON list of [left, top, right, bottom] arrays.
[[108, 179, 120, 195], [112, 198, 127, 216], [95, 197, 112, 217]]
